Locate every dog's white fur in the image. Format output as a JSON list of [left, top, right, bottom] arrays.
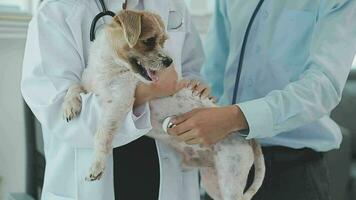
[[62, 10, 265, 200]]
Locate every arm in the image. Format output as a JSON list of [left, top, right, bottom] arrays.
[[239, 0, 356, 139], [21, 3, 151, 148], [168, 0, 356, 146]]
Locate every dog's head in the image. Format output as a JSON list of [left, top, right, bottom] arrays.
[[106, 10, 172, 82]]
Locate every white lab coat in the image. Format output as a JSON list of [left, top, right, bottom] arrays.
[[21, 0, 204, 199]]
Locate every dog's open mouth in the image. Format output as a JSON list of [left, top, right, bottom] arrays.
[[146, 68, 159, 82], [131, 58, 159, 81]]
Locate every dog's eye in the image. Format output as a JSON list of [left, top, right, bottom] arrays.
[[143, 37, 156, 49]]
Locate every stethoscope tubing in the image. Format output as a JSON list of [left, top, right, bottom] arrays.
[[90, 10, 116, 41], [90, 0, 261, 101], [90, 0, 127, 41], [232, 0, 265, 104]]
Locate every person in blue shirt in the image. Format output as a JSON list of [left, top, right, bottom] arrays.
[[169, 0, 356, 199]]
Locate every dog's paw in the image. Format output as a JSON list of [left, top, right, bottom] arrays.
[[85, 160, 106, 181], [62, 95, 82, 122]]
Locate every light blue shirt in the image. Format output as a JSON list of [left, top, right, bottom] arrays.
[[202, 0, 356, 151]]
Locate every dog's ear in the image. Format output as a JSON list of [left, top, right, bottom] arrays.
[[115, 10, 142, 48], [151, 13, 165, 32]]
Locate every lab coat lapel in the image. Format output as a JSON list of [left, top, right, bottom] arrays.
[[144, 0, 170, 29]]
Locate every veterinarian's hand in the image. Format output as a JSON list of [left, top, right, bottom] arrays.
[[168, 106, 248, 146], [134, 67, 185, 106], [182, 79, 214, 100], [150, 66, 186, 98]]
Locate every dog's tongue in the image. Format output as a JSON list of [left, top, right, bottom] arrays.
[[147, 69, 159, 82]]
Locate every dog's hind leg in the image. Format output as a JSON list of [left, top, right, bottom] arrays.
[[62, 83, 86, 121], [214, 139, 254, 200], [201, 167, 222, 200]]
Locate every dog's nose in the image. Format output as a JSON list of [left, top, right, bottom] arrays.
[[163, 57, 173, 67]]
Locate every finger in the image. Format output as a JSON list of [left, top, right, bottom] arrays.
[[188, 80, 200, 89], [179, 79, 190, 87], [169, 120, 193, 136], [185, 138, 202, 145], [199, 88, 211, 99], [176, 130, 198, 142], [193, 85, 206, 96], [171, 109, 199, 125], [178, 79, 190, 89], [208, 96, 217, 103]]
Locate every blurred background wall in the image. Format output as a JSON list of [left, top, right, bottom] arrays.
[[0, 1, 38, 199]]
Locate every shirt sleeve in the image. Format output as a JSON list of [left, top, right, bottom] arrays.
[[238, 0, 356, 139], [180, 6, 205, 81], [201, 0, 230, 99], [21, 2, 152, 149]]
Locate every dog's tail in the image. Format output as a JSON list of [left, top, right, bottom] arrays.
[[242, 140, 265, 200]]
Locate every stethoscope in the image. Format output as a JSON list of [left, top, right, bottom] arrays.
[[232, 0, 265, 104], [90, 0, 128, 41], [90, 0, 184, 42], [164, 0, 266, 131], [90, 0, 264, 104]]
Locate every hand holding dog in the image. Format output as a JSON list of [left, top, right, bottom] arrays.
[[168, 106, 249, 146], [134, 67, 213, 106], [180, 79, 215, 101], [134, 66, 184, 106]]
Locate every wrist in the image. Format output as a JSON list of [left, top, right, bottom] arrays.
[[227, 105, 248, 132], [134, 84, 154, 107], [144, 84, 156, 101]]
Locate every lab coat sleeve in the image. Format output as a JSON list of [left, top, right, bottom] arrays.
[[201, 0, 230, 99], [180, 7, 205, 81], [238, 0, 356, 139], [21, 5, 152, 149]]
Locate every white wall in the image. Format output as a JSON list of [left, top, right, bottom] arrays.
[[0, 38, 27, 200], [0, 39, 28, 200], [0, 11, 29, 200], [0, 0, 40, 14]]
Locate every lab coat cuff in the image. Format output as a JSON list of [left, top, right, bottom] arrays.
[[112, 103, 152, 147], [237, 98, 274, 139], [131, 102, 152, 130]]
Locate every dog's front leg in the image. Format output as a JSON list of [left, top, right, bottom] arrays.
[[86, 79, 137, 181]]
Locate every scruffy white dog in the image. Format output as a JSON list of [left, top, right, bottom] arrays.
[[62, 10, 265, 200]]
